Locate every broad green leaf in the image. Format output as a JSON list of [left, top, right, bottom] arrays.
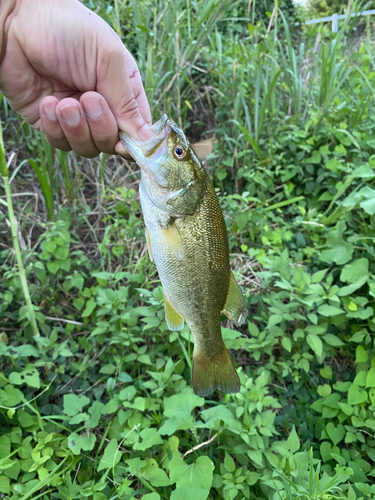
[[0, 435, 10, 458], [319, 222, 353, 265], [171, 487, 209, 500], [143, 494, 161, 500], [366, 368, 375, 388], [198, 405, 242, 434], [99, 364, 117, 375], [119, 385, 137, 402], [318, 384, 331, 398], [361, 197, 375, 215], [287, 425, 300, 452], [326, 422, 345, 445], [312, 269, 327, 283], [224, 452, 235, 473], [338, 402, 353, 416], [247, 450, 263, 467], [98, 439, 122, 471], [236, 212, 248, 231], [9, 364, 40, 389], [320, 441, 332, 462], [305, 150, 321, 164], [138, 354, 152, 364], [169, 455, 214, 490], [356, 346, 368, 364], [0, 475, 10, 494], [13, 345, 40, 357], [306, 333, 323, 358], [338, 276, 368, 296], [317, 305, 344, 317], [340, 258, 369, 284], [0, 385, 24, 407], [87, 401, 105, 429], [63, 394, 90, 416], [323, 334, 345, 347], [281, 337, 292, 352], [320, 366, 333, 379], [159, 389, 204, 435], [69, 413, 88, 425], [68, 432, 96, 455], [133, 428, 163, 451], [352, 164, 375, 178], [17, 410, 38, 430], [353, 371, 367, 386], [348, 385, 368, 405], [82, 297, 96, 317], [141, 459, 170, 487]]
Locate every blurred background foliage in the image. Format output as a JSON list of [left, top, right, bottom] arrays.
[[2, 0, 375, 499]]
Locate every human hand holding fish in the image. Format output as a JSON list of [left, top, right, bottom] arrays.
[[120, 115, 248, 397], [0, 0, 152, 158]]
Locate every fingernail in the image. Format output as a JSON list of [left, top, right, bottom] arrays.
[[138, 123, 153, 142], [82, 97, 103, 119], [60, 104, 81, 127], [42, 102, 57, 121]]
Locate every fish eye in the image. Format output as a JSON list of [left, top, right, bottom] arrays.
[[173, 145, 187, 159]]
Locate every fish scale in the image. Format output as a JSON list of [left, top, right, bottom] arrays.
[[120, 114, 248, 397]]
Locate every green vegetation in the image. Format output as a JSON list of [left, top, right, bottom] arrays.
[[2, 1, 375, 499]]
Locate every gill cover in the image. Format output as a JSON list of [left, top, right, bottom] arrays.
[[119, 114, 207, 216]]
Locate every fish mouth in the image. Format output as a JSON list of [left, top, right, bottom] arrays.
[[119, 114, 171, 172]]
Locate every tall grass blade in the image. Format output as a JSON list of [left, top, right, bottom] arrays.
[[29, 159, 54, 221]]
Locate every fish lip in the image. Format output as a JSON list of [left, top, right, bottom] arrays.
[[119, 114, 170, 171]]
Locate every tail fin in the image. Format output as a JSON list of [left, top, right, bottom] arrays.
[[192, 346, 240, 397]]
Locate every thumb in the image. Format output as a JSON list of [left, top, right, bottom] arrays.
[[96, 38, 153, 142]]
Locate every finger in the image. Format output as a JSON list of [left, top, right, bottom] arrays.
[[97, 43, 153, 142], [127, 62, 152, 125], [40, 97, 72, 152], [80, 91, 119, 154], [115, 139, 136, 161], [55, 98, 100, 158]]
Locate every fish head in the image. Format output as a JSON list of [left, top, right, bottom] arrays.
[[119, 114, 207, 216]]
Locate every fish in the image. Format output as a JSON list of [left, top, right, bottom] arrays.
[[119, 114, 248, 397]]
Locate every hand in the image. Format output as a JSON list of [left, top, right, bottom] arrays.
[[0, 0, 152, 158]]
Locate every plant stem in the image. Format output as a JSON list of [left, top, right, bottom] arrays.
[[0, 117, 40, 337], [3, 176, 40, 337]]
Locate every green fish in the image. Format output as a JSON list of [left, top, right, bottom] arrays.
[[120, 114, 248, 397]]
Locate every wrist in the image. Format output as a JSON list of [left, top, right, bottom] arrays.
[[0, 0, 17, 64]]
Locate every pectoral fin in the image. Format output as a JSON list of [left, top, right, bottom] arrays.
[[160, 224, 184, 261], [145, 228, 153, 262], [164, 293, 184, 331], [223, 272, 248, 326]]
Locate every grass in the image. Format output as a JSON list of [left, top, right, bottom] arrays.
[[2, 1, 375, 499]]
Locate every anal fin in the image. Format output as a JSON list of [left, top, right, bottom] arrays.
[[160, 224, 184, 261], [222, 272, 248, 326], [145, 227, 154, 262], [164, 293, 184, 331]]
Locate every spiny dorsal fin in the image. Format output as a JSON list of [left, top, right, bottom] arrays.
[[160, 223, 184, 261], [222, 272, 248, 326], [164, 293, 184, 331], [145, 227, 154, 262]]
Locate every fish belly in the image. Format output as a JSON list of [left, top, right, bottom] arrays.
[[140, 181, 230, 355]]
